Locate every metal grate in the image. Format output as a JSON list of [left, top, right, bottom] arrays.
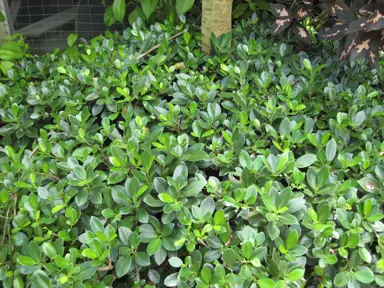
[[3, 0, 118, 54]]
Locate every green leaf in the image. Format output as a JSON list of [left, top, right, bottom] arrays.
[[82, 248, 97, 259], [176, 0, 194, 15], [183, 177, 207, 197], [32, 270, 51, 288], [241, 241, 253, 259], [359, 248, 372, 263], [116, 255, 132, 278], [113, 0, 126, 23], [303, 59, 312, 70], [74, 165, 87, 180], [276, 152, 289, 173], [353, 111, 366, 127], [325, 254, 338, 264], [0, 61, 14, 75], [104, 6, 117, 26], [358, 177, 380, 193], [17, 256, 38, 266], [41, 243, 57, 258], [376, 275, 384, 287], [135, 252, 150, 266], [74, 262, 98, 280], [285, 230, 298, 250], [287, 268, 304, 281], [141, 0, 158, 19], [37, 187, 49, 199], [326, 139, 337, 162], [147, 238, 161, 255], [258, 278, 275, 288], [0, 123, 19, 135], [28, 241, 41, 262], [90, 216, 104, 233], [276, 187, 291, 209], [239, 150, 251, 168], [261, 193, 276, 212], [0, 42, 24, 60], [169, 257, 183, 268], [67, 34, 78, 47], [164, 273, 179, 287], [57, 67, 66, 74], [295, 154, 317, 168], [158, 193, 174, 203], [201, 266, 212, 283], [55, 256, 70, 269], [355, 266, 374, 284], [223, 249, 236, 267], [334, 271, 350, 286], [279, 118, 291, 135]]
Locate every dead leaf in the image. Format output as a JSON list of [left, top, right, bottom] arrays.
[[355, 39, 370, 54]]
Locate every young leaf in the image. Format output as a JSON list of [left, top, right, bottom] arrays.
[[285, 230, 298, 250], [67, 34, 78, 47]]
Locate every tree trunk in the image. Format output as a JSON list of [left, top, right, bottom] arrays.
[[201, 0, 233, 54]]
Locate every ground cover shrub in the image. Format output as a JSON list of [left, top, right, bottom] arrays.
[[0, 14, 384, 288]]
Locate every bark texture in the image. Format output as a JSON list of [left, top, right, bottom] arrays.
[[201, 0, 233, 54]]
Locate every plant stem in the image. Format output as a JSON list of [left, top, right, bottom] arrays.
[[137, 31, 184, 60]]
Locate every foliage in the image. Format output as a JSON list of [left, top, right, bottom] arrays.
[[1, 13, 384, 288], [0, 35, 27, 76], [270, 1, 313, 43], [104, 0, 196, 26]]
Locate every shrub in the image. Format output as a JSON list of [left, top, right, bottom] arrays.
[[269, 0, 384, 66], [0, 15, 384, 288]]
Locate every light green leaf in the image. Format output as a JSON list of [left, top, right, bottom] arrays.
[[258, 278, 275, 288], [355, 266, 374, 284], [41, 243, 57, 258], [287, 268, 304, 281], [67, 34, 78, 47], [295, 154, 317, 168], [285, 230, 298, 250], [17, 256, 38, 266], [147, 238, 161, 255], [104, 6, 117, 26]]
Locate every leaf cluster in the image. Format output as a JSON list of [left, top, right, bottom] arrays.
[[0, 14, 384, 288]]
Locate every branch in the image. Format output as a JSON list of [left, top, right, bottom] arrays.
[[98, 255, 113, 272], [136, 31, 185, 60], [97, 264, 113, 271], [197, 239, 209, 248]]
